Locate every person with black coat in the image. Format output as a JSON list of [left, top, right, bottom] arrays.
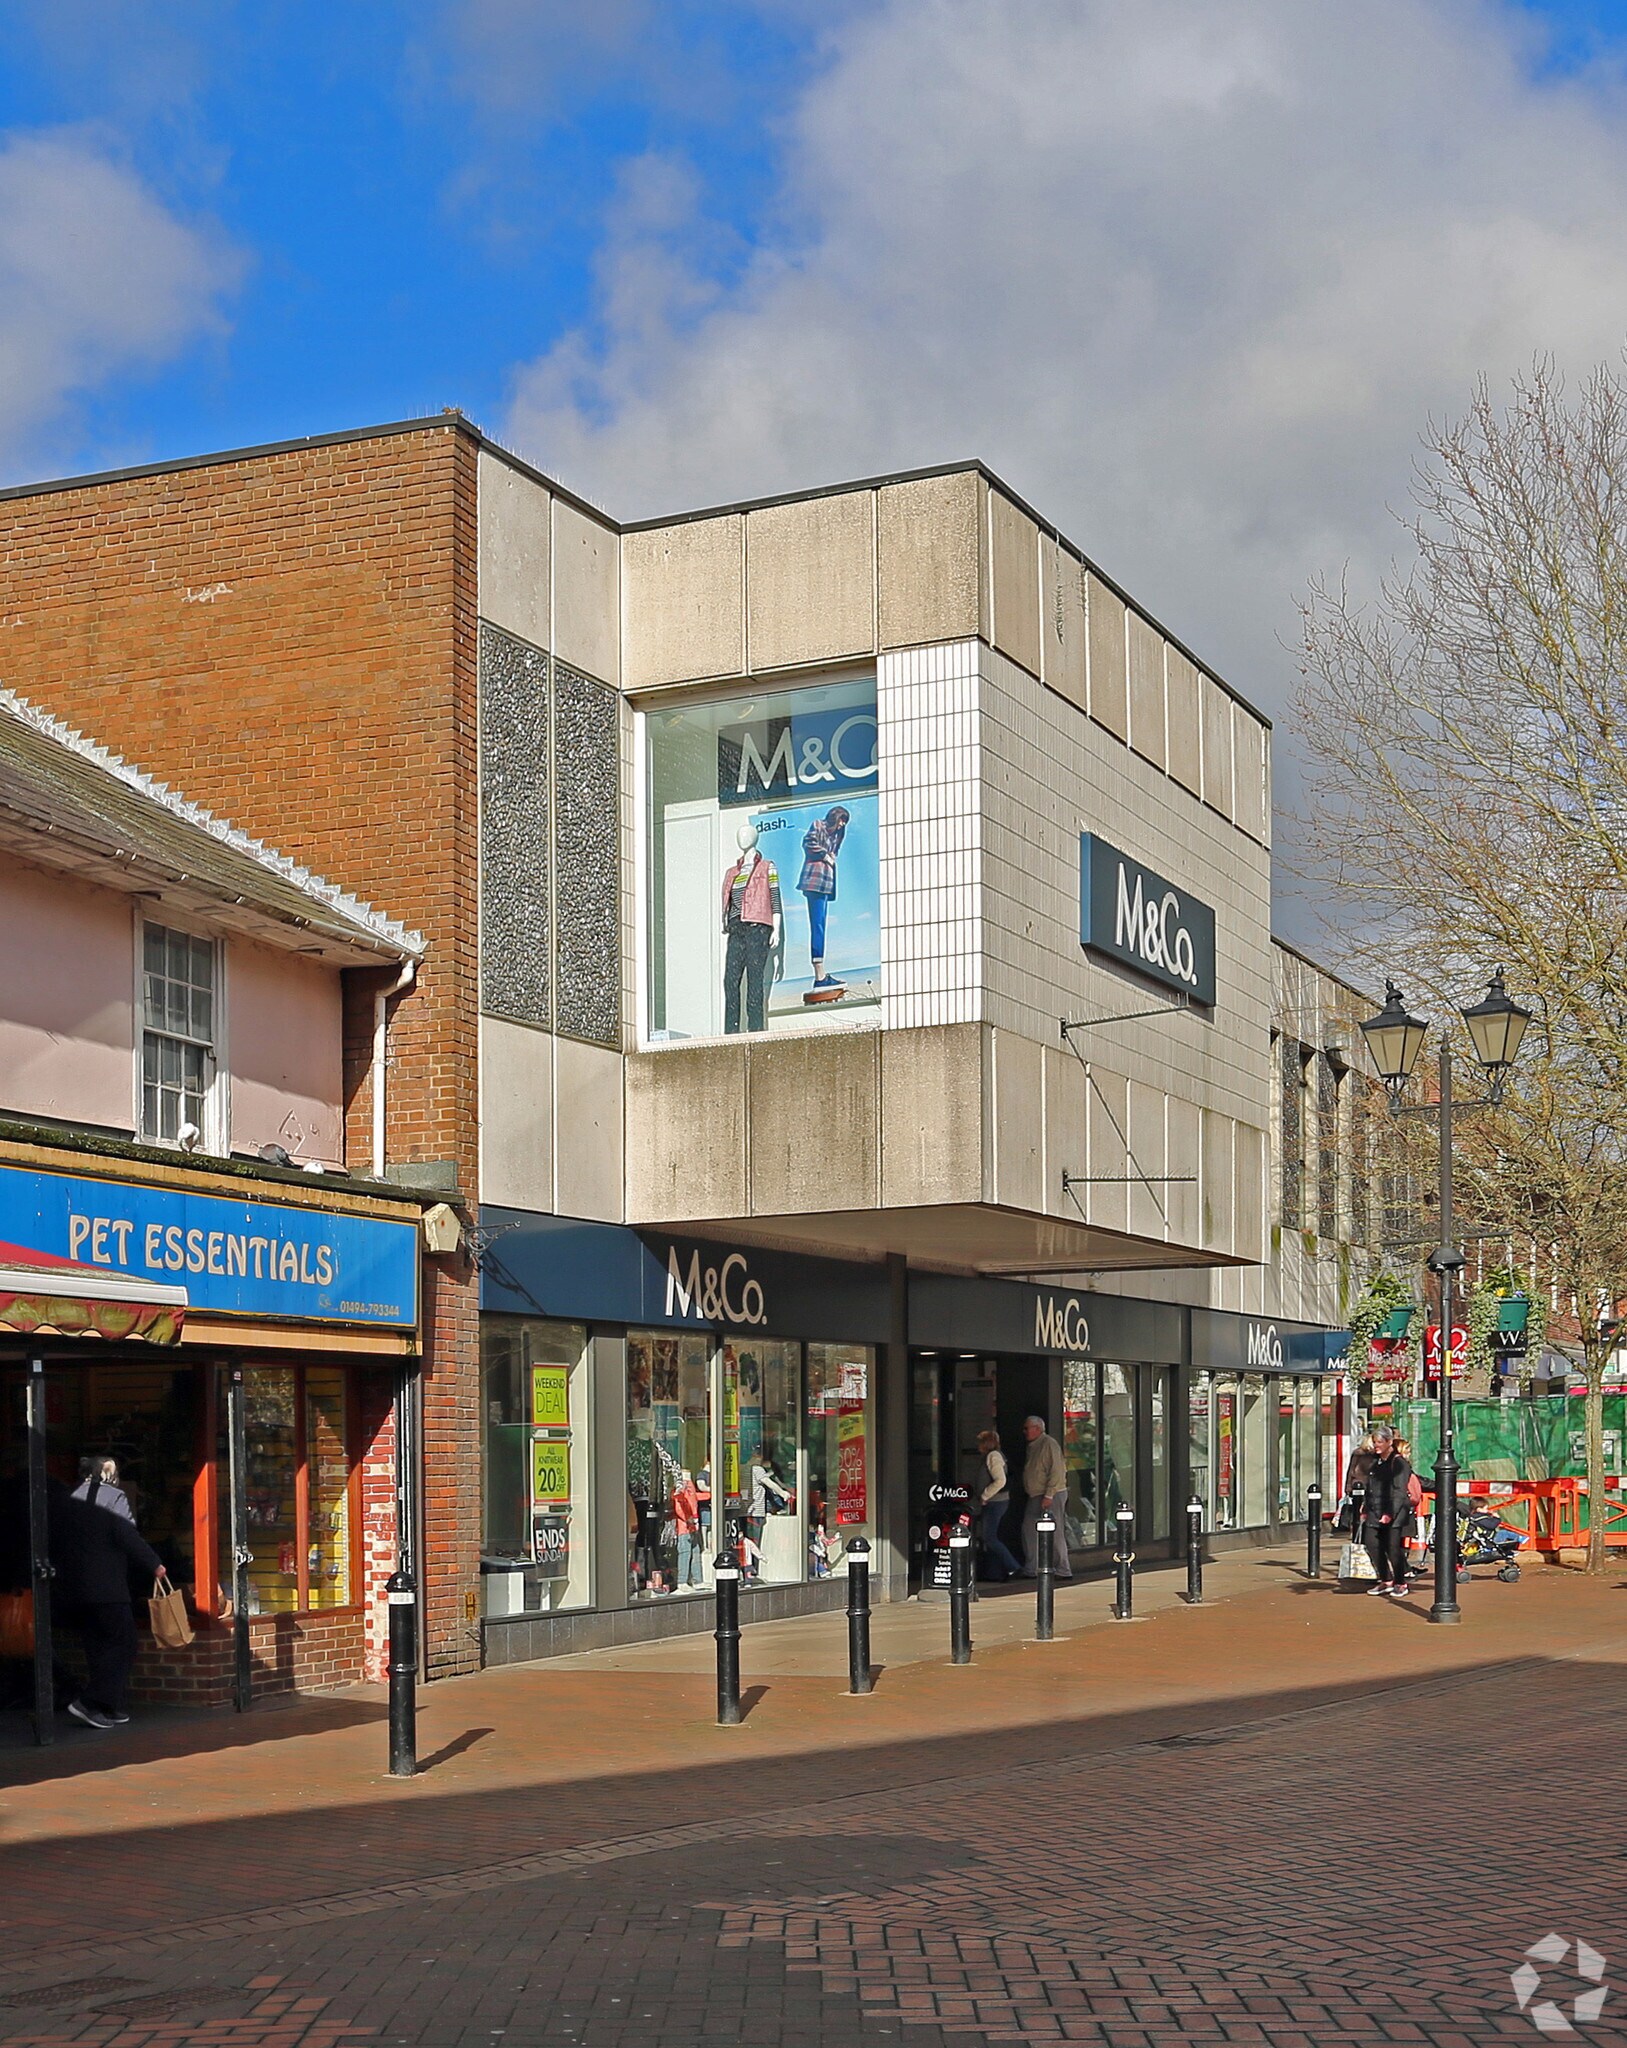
[[48, 1477, 163, 1728], [1360, 1426, 1414, 1597]]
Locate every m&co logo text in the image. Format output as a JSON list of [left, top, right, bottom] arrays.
[[664, 1245, 768, 1327], [1035, 1294, 1091, 1353]]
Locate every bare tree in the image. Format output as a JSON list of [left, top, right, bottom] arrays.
[[1295, 360, 1627, 1572]]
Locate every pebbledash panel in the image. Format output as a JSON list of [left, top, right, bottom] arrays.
[[476, 1210, 1349, 1662]]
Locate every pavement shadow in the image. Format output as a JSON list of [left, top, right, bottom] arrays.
[[0, 1691, 385, 1785], [418, 1727, 494, 1771]]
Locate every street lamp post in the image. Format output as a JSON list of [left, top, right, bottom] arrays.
[[1359, 971, 1531, 1626]]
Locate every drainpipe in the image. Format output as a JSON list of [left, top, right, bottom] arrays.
[[372, 958, 418, 1179]]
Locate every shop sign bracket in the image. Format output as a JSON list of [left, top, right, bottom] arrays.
[[1059, 1008, 1196, 1228]]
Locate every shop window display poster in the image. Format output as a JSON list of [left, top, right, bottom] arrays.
[[744, 792, 880, 1024]]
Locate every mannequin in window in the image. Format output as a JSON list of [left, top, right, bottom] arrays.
[[797, 804, 850, 1003], [721, 821, 783, 1033]]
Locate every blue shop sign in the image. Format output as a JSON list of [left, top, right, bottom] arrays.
[[0, 1162, 418, 1329], [1079, 833, 1217, 1006]]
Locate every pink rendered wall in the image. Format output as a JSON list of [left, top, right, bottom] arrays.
[[227, 940, 346, 1166], [0, 860, 136, 1130]]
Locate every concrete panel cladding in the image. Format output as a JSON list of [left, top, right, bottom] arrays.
[[1086, 573, 1128, 739], [480, 623, 551, 1028], [1039, 536, 1087, 712], [987, 489, 1042, 680], [551, 496, 619, 686], [1127, 612, 1167, 772], [746, 490, 876, 671], [1164, 649, 1201, 796], [478, 448, 550, 647], [877, 471, 981, 650], [622, 515, 745, 690], [1201, 676, 1235, 820]]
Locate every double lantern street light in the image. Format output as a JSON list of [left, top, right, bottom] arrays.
[[1358, 969, 1533, 1623]]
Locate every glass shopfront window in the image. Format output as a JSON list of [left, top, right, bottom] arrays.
[[726, 1338, 801, 1585], [1062, 1361, 1100, 1548], [1241, 1376, 1269, 1527], [220, 1364, 356, 1615], [1277, 1383, 1296, 1521], [1147, 1367, 1171, 1540], [628, 1331, 713, 1599], [481, 1317, 592, 1617], [1213, 1376, 1240, 1529], [1296, 1380, 1319, 1519], [807, 1344, 874, 1579], [1189, 1373, 1213, 1526], [644, 676, 881, 1041], [624, 1332, 878, 1601], [1102, 1364, 1136, 1523]]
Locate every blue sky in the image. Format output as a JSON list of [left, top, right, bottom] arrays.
[[0, 0, 1620, 490], [4, 0, 1627, 945], [0, 0, 830, 479]]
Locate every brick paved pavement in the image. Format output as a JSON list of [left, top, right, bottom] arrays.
[[2, 1562, 1623, 2046]]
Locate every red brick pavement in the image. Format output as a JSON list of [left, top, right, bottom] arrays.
[[1, 1566, 1623, 2045]]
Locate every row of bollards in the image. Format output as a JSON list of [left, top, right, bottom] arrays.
[[383, 1486, 1327, 1762]]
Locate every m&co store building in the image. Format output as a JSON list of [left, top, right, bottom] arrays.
[[1, 1137, 424, 1708]]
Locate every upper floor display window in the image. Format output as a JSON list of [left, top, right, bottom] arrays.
[[141, 922, 218, 1144], [644, 677, 881, 1041]]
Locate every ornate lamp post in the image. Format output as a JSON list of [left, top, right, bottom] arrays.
[[1359, 971, 1531, 1622]]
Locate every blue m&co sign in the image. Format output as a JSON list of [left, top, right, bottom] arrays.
[[1079, 833, 1217, 1006], [0, 1162, 419, 1329]]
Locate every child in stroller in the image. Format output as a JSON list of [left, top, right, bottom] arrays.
[[1431, 1501, 1524, 1582]]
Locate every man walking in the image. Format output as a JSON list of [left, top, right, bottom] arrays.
[[1020, 1415, 1071, 1580]]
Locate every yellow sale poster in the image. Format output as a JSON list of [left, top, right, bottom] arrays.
[[532, 1438, 572, 1506], [531, 1366, 569, 1429]]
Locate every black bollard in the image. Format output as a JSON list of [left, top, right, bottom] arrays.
[[1034, 1513, 1056, 1641], [1112, 1503, 1135, 1620], [845, 1537, 873, 1695], [714, 1554, 742, 1725], [948, 1530, 973, 1664], [386, 1569, 417, 1778], [1306, 1484, 1323, 1580], [1185, 1495, 1204, 1605]]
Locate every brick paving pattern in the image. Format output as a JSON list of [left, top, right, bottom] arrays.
[[2, 1566, 1622, 2045]]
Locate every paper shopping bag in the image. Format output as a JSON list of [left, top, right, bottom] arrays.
[[1339, 1540, 1376, 1582], [149, 1574, 194, 1649]]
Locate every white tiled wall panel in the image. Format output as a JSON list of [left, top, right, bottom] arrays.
[[878, 642, 983, 1030]]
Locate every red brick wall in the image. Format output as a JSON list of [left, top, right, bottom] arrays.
[[83, 1611, 367, 1709], [0, 424, 484, 1676]]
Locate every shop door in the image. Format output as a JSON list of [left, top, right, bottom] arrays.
[[1139, 1367, 1171, 1543]]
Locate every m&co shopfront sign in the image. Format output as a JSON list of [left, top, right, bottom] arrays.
[[0, 1161, 419, 1329], [1079, 833, 1217, 1006]]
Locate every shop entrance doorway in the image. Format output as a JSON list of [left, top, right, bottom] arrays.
[[908, 1351, 1054, 1585]]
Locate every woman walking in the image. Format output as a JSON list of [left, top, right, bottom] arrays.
[[974, 1429, 1023, 1581], [1360, 1426, 1414, 1596]]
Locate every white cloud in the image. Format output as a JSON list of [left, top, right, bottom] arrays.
[[0, 130, 241, 472], [499, 0, 1627, 928]]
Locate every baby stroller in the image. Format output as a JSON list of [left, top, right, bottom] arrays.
[[1429, 1502, 1524, 1582]]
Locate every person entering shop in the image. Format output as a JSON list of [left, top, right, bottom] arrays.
[[974, 1429, 1023, 1581], [49, 1476, 165, 1729], [1020, 1416, 1072, 1579], [72, 1454, 136, 1525]]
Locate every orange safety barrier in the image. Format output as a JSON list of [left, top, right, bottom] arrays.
[[1420, 1478, 1627, 1551]]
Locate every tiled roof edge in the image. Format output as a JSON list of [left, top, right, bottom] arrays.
[[0, 688, 426, 959]]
